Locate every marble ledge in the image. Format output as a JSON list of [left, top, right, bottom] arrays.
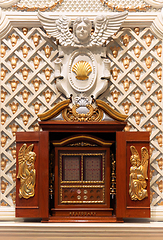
[[0, 207, 163, 239], [1, 221, 163, 240]]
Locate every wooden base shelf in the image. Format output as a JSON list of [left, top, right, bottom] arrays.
[[42, 216, 123, 223]]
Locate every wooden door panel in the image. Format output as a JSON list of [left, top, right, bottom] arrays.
[[16, 131, 49, 219], [116, 132, 150, 219]]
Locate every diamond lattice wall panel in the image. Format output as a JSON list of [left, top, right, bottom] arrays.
[[0, 27, 62, 207], [105, 27, 163, 206], [0, 26, 163, 207]]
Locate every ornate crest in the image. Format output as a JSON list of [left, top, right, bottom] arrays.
[[129, 146, 149, 201], [68, 49, 97, 93], [62, 104, 103, 122], [37, 12, 128, 102], [17, 143, 36, 199]]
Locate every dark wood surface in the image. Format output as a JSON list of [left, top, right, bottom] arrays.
[[52, 145, 112, 219], [116, 132, 150, 219], [16, 131, 49, 218], [16, 122, 150, 222], [39, 120, 127, 132]]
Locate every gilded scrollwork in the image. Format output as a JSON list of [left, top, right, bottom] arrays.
[[17, 144, 36, 199], [129, 146, 149, 201], [68, 142, 97, 147], [62, 104, 103, 122]]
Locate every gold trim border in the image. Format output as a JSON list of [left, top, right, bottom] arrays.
[[52, 135, 113, 147], [60, 152, 105, 184], [38, 99, 127, 122], [60, 185, 105, 204], [13, 0, 63, 11], [37, 99, 70, 121], [96, 99, 128, 122]]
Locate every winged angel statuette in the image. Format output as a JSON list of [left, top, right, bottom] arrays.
[[17, 144, 36, 199], [129, 146, 149, 201], [38, 12, 128, 101]]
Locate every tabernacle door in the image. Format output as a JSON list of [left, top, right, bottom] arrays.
[[116, 132, 150, 219], [16, 131, 49, 219]]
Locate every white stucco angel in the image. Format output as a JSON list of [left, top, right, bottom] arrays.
[[38, 12, 128, 103], [38, 12, 128, 47]]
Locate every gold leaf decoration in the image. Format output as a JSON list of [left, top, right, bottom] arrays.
[[129, 146, 149, 201], [72, 61, 92, 80], [17, 144, 36, 199]]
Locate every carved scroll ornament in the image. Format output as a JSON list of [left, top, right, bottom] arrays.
[[17, 144, 36, 199], [129, 146, 149, 201], [62, 104, 103, 122]]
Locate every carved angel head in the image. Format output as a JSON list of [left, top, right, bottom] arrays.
[[73, 17, 92, 43], [130, 155, 137, 167], [38, 11, 128, 47], [26, 152, 36, 165]]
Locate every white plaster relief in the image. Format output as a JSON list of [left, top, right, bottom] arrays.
[[0, 11, 39, 39], [38, 11, 128, 47], [0, 0, 19, 8], [0, 11, 161, 40], [151, 8, 163, 39], [1, 0, 162, 12], [0, 10, 13, 39], [0, 9, 163, 222], [37, 12, 127, 102], [143, 0, 163, 8]]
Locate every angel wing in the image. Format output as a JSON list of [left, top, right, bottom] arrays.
[[38, 11, 73, 46], [141, 147, 149, 180], [90, 12, 128, 46], [17, 144, 34, 178], [25, 144, 34, 159], [130, 145, 140, 165], [17, 143, 27, 178]]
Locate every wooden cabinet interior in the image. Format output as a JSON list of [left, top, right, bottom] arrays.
[[16, 121, 150, 222]]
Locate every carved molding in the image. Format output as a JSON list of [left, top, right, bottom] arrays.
[[37, 99, 71, 121], [0, 0, 19, 8], [62, 104, 103, 122], [1, 12, 163, 40], [100, 0, 153, 11], [143, 0, 163, 8], [96, 99, 128, 121], [151, 8, 163, 39], [52, 135, 113, 147]]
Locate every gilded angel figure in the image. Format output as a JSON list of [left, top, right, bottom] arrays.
[[129, 146, 149, 201], [17, 144, 36, 199]]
